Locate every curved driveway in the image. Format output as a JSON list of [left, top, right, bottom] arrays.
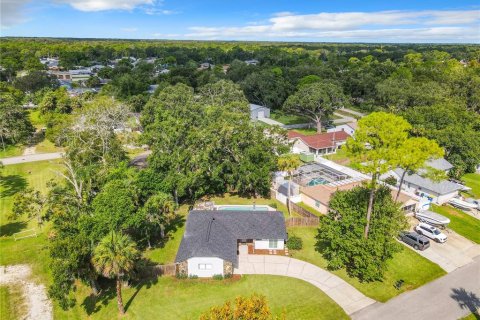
[[234, 253, 375, 315]]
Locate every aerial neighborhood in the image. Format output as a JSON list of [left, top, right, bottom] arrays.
[[0, 4, 480, 320]]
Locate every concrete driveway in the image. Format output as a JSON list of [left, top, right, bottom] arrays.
[[408, 221, 480, 272], [234, 249, 375, 315]]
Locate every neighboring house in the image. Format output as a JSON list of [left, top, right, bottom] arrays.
[[49, 69, 92, 82], [327, 122, 357, 136], [199, 62, 214, 70], [250, 104, 270, 120], [147, 84, 159, 94], [383, 168, 464, 204], [288, 130, 350, 155], [301, 180, 419, 214], [245, 59, 259, 66], [424, 158, 453, 173], [175, 210, 287, 277]]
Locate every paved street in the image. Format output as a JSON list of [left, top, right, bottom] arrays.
[[0, 152, 63, 165], [352, 256, 480, 320], [234, 249, 376, 315]]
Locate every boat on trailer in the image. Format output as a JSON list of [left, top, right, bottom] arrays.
[[415, 210, 450, 227], [448, 198, 477, 211]]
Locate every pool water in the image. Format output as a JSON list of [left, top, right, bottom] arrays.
[[216, 205, 271, 211], [307, 178, 328, 186]]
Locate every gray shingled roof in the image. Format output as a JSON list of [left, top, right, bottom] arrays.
[[425, 158, 453, 171], [394, 169, 463, 195], [175, 210, 287, 267]]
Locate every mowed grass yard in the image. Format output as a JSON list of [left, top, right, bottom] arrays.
[[64, 275, 348, 320], [462, 173, 480, 198], [431, 205, 480, 244], [270, 112, 310, 125], [288, 226, 446, 302]]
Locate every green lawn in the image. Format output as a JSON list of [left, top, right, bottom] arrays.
[[287, 226, 446, 302], [270, 112, 310, 125], [0, 285, 25, 320], [431, 205, 480, 244], [293, 128, 318, 135], [61, 275, 348, 320], [35, 139, 63, 153], [324, 147, 351, 165], [0, 145, 24, 158], [1, 160, 62, 230], [462, 173, 480, 198]]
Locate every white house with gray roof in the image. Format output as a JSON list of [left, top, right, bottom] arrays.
[[175, 210, 287, 277], [382, 168, 464, 204]]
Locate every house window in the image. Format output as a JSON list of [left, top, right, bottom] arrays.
[[315, 201, 320, 208], [198, 264, 212, 270], [268, 240, 278, 249]]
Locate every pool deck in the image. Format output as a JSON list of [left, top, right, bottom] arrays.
[[215, 205, 276, 211]]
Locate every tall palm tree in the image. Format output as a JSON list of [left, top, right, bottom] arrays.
[[92, 231, 139, 315], [278, 154, 301, 216]]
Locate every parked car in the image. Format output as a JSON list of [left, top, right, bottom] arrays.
[[415, 223, 447, 243], [399, 231, 430, 250]]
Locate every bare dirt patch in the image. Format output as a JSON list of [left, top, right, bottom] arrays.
[[0, 265, 52, 320]]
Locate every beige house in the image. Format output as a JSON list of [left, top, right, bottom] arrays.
[[301, 181, 419, 214]]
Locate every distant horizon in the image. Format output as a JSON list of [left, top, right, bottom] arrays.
[[1, 36, 479, 46], [1, 1, 479, 43]]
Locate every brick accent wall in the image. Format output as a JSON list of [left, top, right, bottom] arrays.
[[223, 260, 233, 276]]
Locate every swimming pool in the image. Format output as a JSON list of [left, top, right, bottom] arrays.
[[216, 205, 272, 211], [307, 178, 328, 186]]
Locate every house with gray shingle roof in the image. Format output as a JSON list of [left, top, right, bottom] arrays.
[[175, 210, 287, 277], [424, 158, 453, 173], [382, 168, 464, 205]]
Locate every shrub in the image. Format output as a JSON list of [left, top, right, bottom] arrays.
[[176, 272, 188, 279], [287, 235, 303, 250], [189, 274, 198, 279], [212, 274, 224, 280], [224, 273, 232, 279], [200, 294, 272, 320]]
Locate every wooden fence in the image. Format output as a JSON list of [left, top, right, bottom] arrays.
[[142, 264, 177, 277], [290, 202, 318, 218], [285, 217, 320, 227]]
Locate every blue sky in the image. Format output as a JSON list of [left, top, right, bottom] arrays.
[[1, 0, 479, 43]]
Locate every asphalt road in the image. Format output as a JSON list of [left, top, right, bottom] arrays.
[[352, 256, 480, 320], [0, 152, 63, 165]]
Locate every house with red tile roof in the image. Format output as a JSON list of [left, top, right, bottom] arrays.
[[288, 130, 350, 155]]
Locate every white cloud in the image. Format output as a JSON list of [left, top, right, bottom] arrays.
[[1, 0, 32, 27], [145, 8, 177, 15], [56, 0, 154, 12], [185, 9, 480, 42]]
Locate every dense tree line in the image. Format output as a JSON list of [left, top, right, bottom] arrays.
[[1, 39, 479, 173]]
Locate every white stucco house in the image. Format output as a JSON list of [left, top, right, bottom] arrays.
[[288, 130, 350, 155], [327, 122, 357, 136], [175, 210, 287, 277]]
